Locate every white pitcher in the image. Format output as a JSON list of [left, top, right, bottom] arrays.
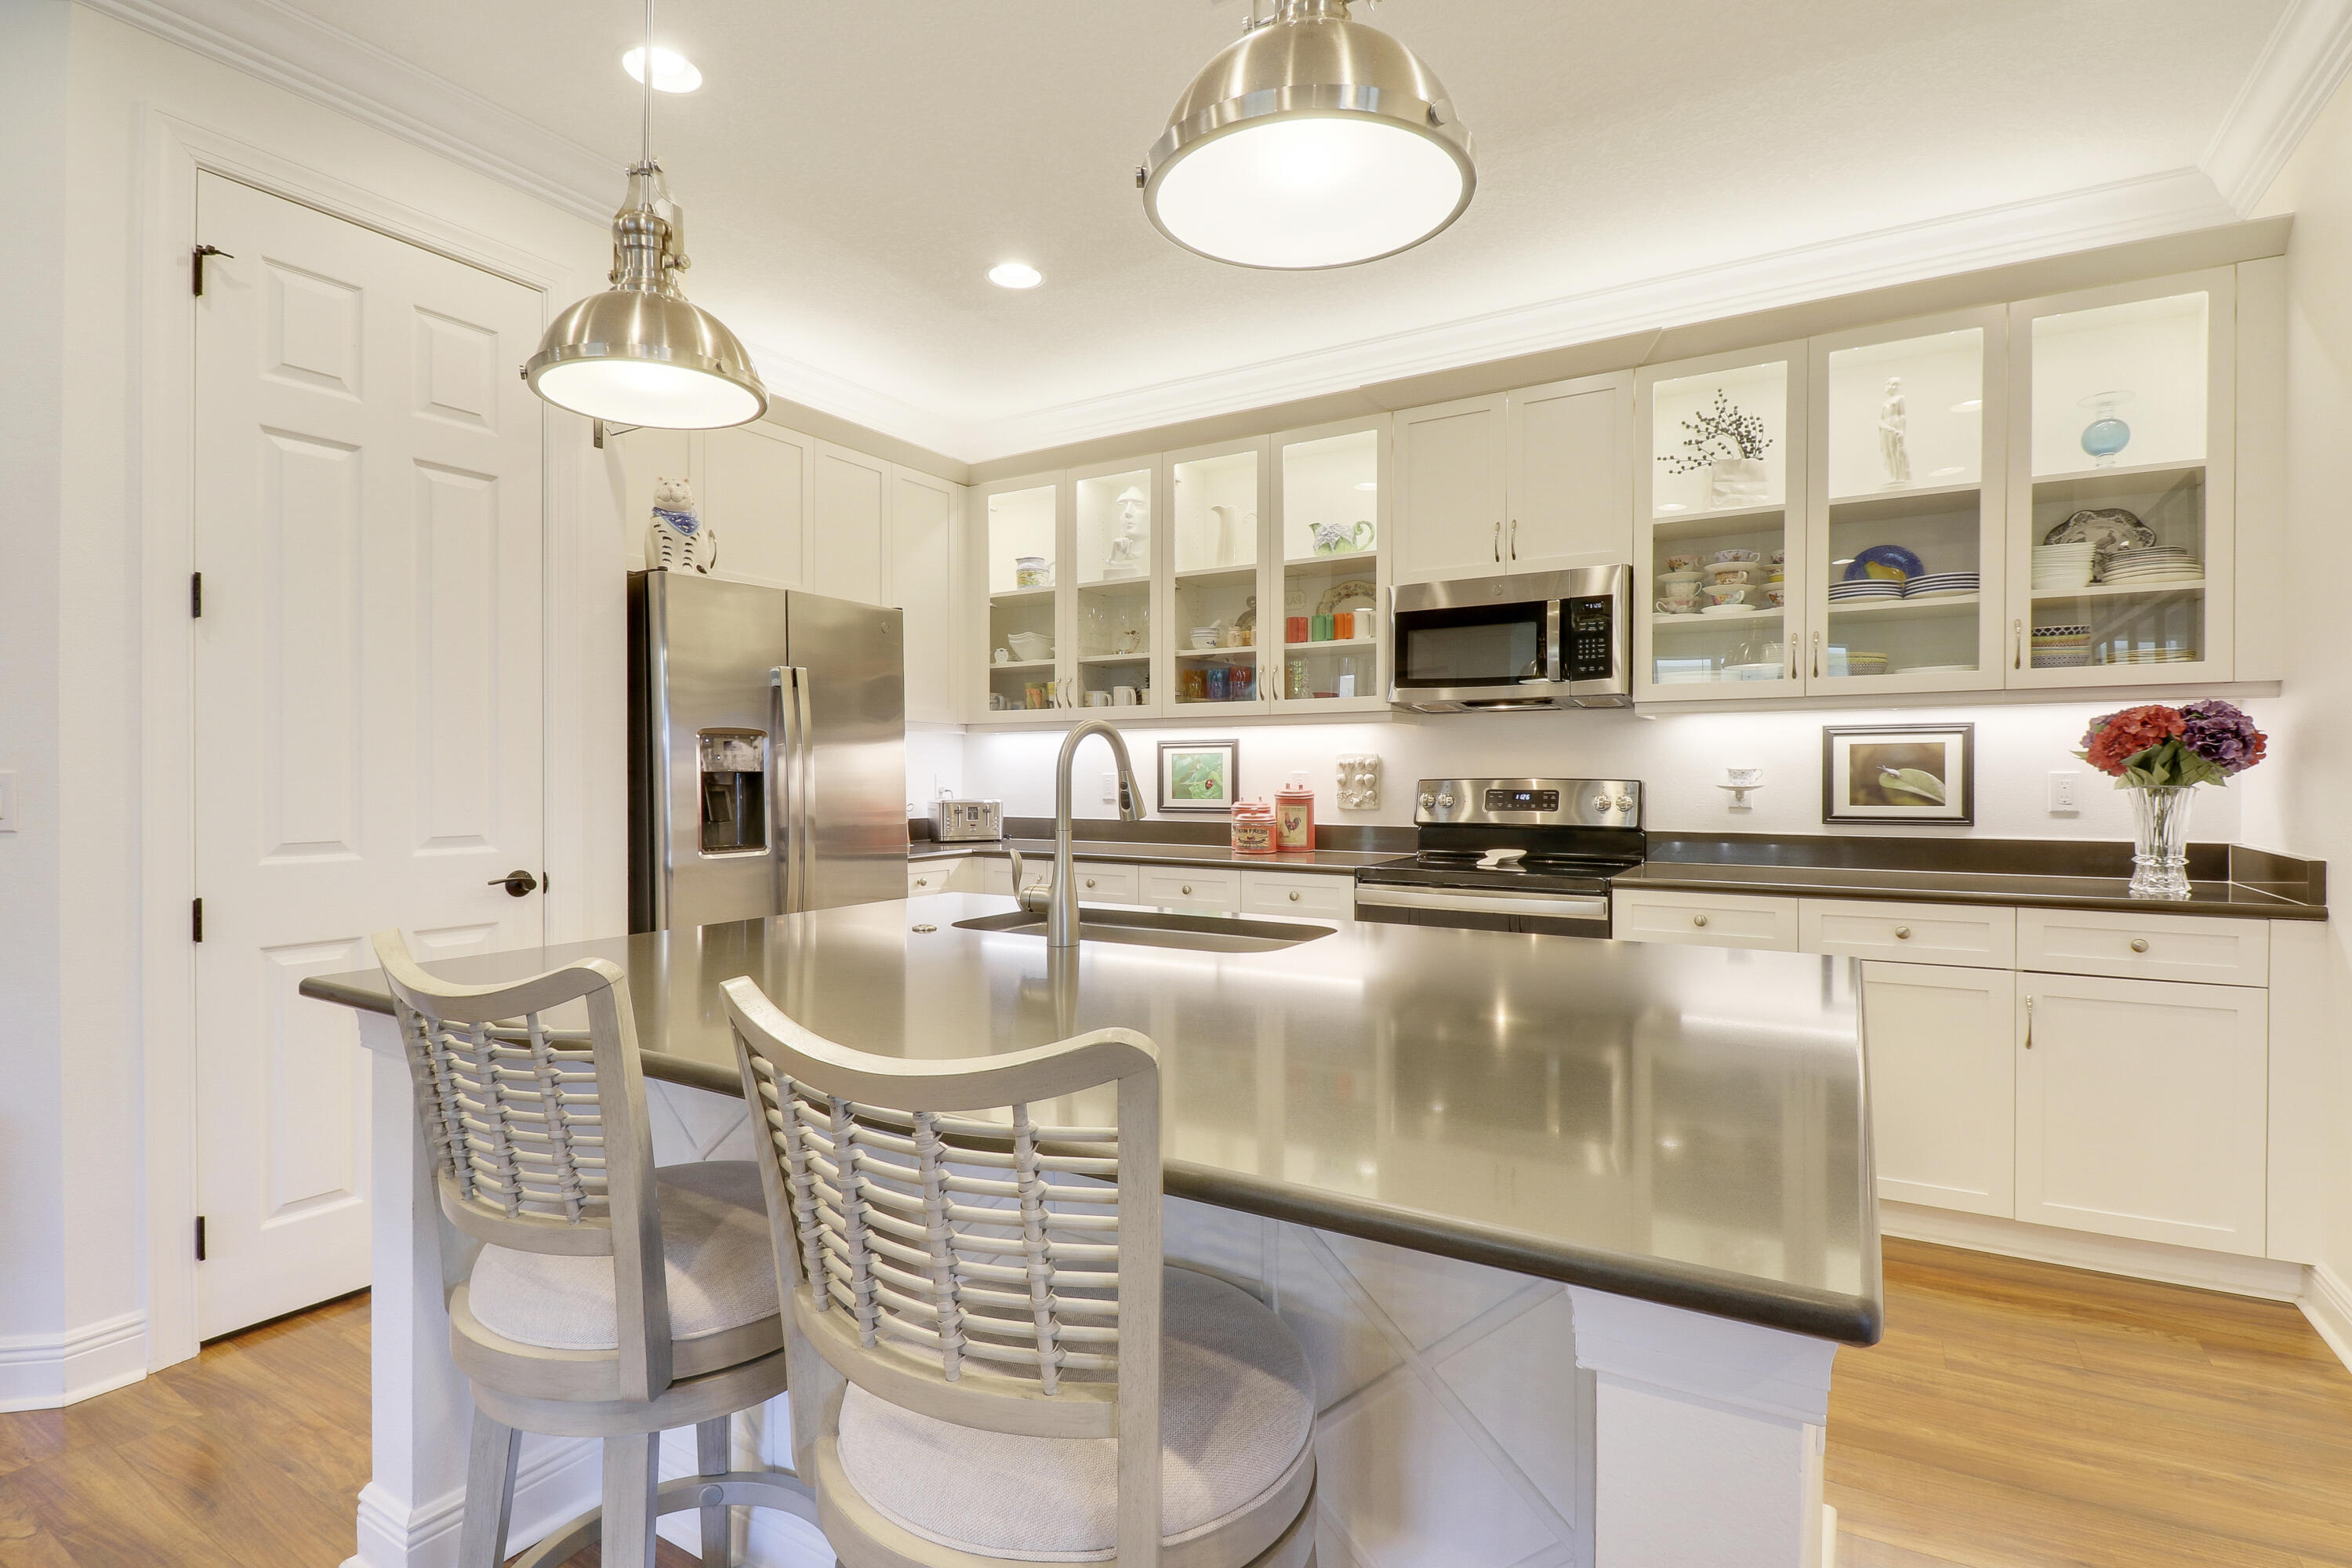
[[1207, 504, 1254, 567]]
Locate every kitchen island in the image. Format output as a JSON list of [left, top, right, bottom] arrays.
[[304, 894, 1878, 1568]]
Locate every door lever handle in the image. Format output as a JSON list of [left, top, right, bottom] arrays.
[[489, 869, 539, 897]]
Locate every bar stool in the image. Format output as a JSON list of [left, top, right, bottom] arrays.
[[720, 975, 1319, 1568], [374, 931, 818, 1568]]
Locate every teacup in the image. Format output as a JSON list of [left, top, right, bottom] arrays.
[[1704, 583, 1752, 606], [1764, 586, 1787, 608], [1655, 597, 1697, 615], [1666, 554, 1702, 573], [1706, 561, 1757, 585]]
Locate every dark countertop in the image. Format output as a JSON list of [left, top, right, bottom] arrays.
[[302, 895, 1882, 1345], [1613, 860, 2328, 918], [910, 838, 1399, 874]]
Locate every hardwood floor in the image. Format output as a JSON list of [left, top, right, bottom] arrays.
[[4, 1240, 2347, 1567], [1828, 1238, 2352, 1568]]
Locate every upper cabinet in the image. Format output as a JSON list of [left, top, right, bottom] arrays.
[[808, 441, 889, 605], [975, 474, 1069, 723], [1392, 372, 1633, 584], [1272, 418, 1388, 713], [2005, 270, 2234, 690], [887, 466, 961, 725], [1167, 437, 1272, 715], [1071, 459, 1163, 711]]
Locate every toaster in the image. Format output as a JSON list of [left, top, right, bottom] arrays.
[[931, 799, 1004, 843]]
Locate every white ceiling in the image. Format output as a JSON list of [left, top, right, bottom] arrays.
[[129, 0, 2330, 459]]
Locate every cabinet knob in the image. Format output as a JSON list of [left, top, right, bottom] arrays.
[[1692, 913, 1710, 928], [1181, 884, 1194, 895], [2129, 937, 2150, 953], [915, 877, 928, 888], [1084, 877, 1097, 889], [1893, 925, 1911, 940], [1288, 890, 1301, 902]]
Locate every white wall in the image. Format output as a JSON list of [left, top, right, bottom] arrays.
[[960, 699, 2287, 844], [2256, 71, 2352, 1320]]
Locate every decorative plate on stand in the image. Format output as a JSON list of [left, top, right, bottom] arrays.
[[1316, 579, 1377, 618]]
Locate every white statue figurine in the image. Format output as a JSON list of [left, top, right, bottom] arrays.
[[1878, 377, 1911, 488], [1104, 486, 1148, 578], [645, 476, 717, 573]]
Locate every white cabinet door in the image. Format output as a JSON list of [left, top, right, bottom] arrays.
[[890, 466, 962, 723], [1862, 962, 2016, 1216], [1138, 865, 1243, 913], [2016, 974, 2267, 1255], [906, 858, 963, 897], [698, 422, 808, 589], [809, 440, 890, 604], [1393, 394, 1508, 584], [1240, 869, 1355, 920], [1504, 372, 1634, 572]]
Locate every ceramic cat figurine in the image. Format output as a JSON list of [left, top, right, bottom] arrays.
[[645, 477, 717, 573]]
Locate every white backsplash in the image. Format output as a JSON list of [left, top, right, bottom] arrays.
[[939, 699, 2288, 845]]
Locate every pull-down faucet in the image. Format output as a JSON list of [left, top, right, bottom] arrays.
[[1048, 720, 1142, 946]]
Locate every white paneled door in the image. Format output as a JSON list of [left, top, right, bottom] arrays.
[[191, 174, 546, 1337]]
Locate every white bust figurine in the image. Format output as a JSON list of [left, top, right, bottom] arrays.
[[645, 476, 717, 573], [1104, 487, 1148, 578], [1878, 377, 1911, 488]]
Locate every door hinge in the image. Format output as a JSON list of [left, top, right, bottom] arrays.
[[194, 1215, 208, 1261], [191, 571, 202, 618], [191, 897, 204, 942], [192, 244, 232, 297]]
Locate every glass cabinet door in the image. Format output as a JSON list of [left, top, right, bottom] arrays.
[[1167, 439, 1269, 710], [1072, 463, 1156, 713], [2009, 272, 2233, 687], [978, 478, 1066, 720], [1636, 348, 1805, 699], [1272, 419, 1388, 712], [1806, 314, 2004, 692]]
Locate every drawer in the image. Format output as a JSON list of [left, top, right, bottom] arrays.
[[1799, 899, 2015, 969], [2017, 908, 2268, 985], [1611, 888, 1798, 950], [1138, 865, 1242, 913], [1069, 862, 1140, 904], [906, 859, 964, 897], [1240, 869, 1354, 920]]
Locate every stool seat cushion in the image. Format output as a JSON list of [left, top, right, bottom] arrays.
[[835, 1266, 1314, 1563], [467, 1160, 779, 1352]]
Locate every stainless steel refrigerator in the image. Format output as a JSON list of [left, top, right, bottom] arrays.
[[628, 572, 906, 932]]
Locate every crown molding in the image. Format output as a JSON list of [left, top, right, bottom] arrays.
[[956, 168, 2238, 461], [80, 0, 617, 225], [2204, 0, 2352, 213]]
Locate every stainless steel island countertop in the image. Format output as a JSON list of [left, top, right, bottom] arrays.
[[303, 893, 1881, 1344]]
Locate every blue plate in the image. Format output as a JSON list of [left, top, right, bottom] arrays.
[[1844, 544, 1926, 583]]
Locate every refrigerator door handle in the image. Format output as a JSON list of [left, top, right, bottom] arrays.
[[770, 666, 813, 914], [793, 666, 815, 913]]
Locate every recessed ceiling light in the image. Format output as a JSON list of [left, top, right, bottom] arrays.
[[988, 262, 1043, 289], [1951, 398, 1983, 414], [622, 45, 702, 93]]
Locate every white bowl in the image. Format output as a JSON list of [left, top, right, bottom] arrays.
[[1006, 632, 1051, 660]]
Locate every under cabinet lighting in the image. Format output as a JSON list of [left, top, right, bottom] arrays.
[[1951, 398, 1983, 414], [1354, 481, 1378, 492], [988, 263, 1044, 289], [622, 46, 702, 93]]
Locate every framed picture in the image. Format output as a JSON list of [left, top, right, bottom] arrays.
[[1822, 724, 1974, 825], [1157, 740, 1238, 814]]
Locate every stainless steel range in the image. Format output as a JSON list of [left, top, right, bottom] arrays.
[[1353, 776, 1645, 937]]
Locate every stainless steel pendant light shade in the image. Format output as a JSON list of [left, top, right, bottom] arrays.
[[1140, 0, 1475, 270], [523, 0, 767, 429]]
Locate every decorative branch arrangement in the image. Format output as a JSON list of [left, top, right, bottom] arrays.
[[1657, 390, 1773, 474]]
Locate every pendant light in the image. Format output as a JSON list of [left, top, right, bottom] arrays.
[[524, 0, 767, 429], [1138, 0, 1475, 270]]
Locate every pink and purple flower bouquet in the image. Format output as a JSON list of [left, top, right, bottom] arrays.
[[2076, 699, 2267, 789]]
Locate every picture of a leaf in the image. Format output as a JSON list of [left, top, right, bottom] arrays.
[[1876, 766, 1945, 805]]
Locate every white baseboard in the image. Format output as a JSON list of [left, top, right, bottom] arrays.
[[348, 1433, 600, 1568], [1881, 1203, 2308, 1300], [0, 1311, 148, 1411], [1821, 1504, 1837, 1568], [2299, 1262, 2352, 1376]]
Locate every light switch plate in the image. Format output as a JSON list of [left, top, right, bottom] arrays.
[[0, 770, 14, 831], [2048, 770, 2080, 815], [1102, 771, 1117, 805]]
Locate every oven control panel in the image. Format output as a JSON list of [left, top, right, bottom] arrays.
[[1414, 777, 1642, 828], [1484, 787, 1559, 813], [1565, 596, 1616, 681]]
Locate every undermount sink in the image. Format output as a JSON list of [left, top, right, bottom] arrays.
[[953, 907, 1336, 953]]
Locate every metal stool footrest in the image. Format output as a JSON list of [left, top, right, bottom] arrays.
[[508, 1468, 819, 1568]]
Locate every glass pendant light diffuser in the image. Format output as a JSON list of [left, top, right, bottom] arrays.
[[1141, 0, 1474, 270], [524, 1, 767, 429]]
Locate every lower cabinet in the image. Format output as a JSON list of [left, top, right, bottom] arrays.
[[914, 854, 1352, 920], [2015, 972, 2269, 1256], [1138, 865, 1243, 913], [1861, 961, 2016, 1218]]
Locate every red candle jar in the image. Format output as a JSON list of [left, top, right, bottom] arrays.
[[1274, 775, 1316, 852], [1231, 800, 1277, 855]]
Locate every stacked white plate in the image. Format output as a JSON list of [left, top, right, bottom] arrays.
[[2031, 622, 2092, 669], [2098, 545, 2201, 586], [2098, 644, 2198, 665], [1903, 572, 1979, 598], [1828, 579, 1902, 602], [2032, 543, 2097, 590]]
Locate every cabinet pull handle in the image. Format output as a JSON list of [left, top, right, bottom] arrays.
[[1692, 913, 1710, 928], [1785, 636, 1797, 680], [1288, 890, 1301, 902], [2130, 937, 2150, 953], [2024, 994, 2034, 1048], [2013, 618, 2024, 670], [1812, 631, 1822, 679], [1492, 521, 1501, 562], [1893, 925, 1911, 940], [1508, 519, 1519, 560]]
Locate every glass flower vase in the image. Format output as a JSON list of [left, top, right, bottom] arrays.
[[2127, 784, 2194, 899]]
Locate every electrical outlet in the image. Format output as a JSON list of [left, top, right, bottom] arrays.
[[2048, 770, 2080, 815], [1102, 771, 1117, 805]]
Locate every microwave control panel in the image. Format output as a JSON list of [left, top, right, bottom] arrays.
[[1565, 596, 1615, 681]]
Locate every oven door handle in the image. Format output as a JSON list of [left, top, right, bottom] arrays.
[[1544, 598, 1564, 684], [1354, 884, 1611, 921]]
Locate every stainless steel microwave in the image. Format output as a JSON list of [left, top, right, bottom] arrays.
[[1388, 567, 1633, 712]]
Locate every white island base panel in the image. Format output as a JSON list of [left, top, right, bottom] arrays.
[[350, 1019, 1838, 1568]]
